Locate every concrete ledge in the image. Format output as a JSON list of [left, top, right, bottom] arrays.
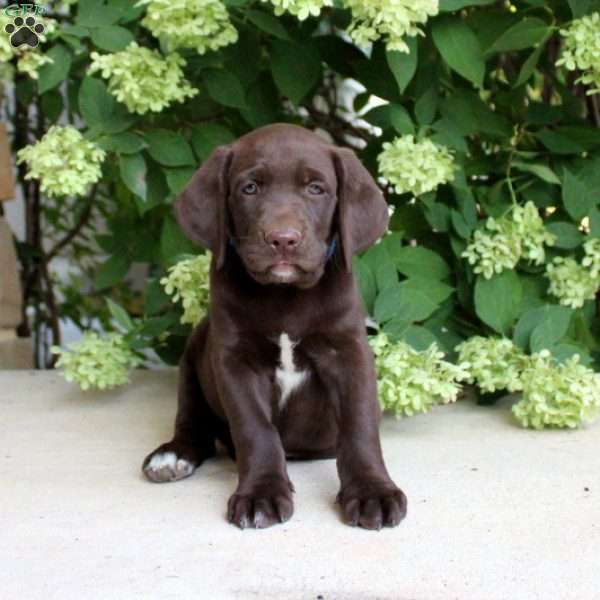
[[1, 370, 598, 600]]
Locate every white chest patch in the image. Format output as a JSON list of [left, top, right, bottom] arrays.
[[275, 333, 308, 409]]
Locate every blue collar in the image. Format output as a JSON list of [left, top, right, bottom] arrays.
[[228, 238, 337, 261], [325, 238, 337, 260]]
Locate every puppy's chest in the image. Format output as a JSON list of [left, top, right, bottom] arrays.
[[273, 332, 309, 409]]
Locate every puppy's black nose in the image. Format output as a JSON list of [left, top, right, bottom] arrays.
[[264, 228, 302, 250]]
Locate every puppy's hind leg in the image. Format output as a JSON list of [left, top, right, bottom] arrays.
[[142, 323, 218, 483]]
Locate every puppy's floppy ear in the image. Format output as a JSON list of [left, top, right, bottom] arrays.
[[332, 147, 389, 272], [174, 145, 233, 269]]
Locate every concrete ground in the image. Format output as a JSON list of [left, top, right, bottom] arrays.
[[1, 370, 598, 600]]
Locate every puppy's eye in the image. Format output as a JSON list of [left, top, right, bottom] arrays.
[[242, 182, 259, 195], [307, 182, 325, 195]]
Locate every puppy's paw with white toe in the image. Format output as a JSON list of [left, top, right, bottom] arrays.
[[142, 444, 198, 483]]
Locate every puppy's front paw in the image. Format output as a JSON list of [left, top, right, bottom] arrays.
[[337, 480, 407, 530], [142, 442, 202, 483], [227, 478, 294, 529]]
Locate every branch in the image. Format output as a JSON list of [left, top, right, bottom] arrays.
[[46, 185, 97, 263], [587, 93, 600, 128]]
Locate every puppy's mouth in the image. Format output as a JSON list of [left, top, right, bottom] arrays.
[[246, 259, 318, 286], [268, 261, 300, 280]]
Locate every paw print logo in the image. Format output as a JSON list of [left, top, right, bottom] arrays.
[[5, 16, 45, 48]]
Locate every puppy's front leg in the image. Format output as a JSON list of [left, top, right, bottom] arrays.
[[215, 348, 293, 529], [333, 337, 408, 530]]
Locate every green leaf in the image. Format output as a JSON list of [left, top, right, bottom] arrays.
[[514, 45, 544, 87], [119, 153, 147, 201], [61, 24, 89, 38], [386, 37, 417, 94], [145, 130, 196, 167], [415, 86, 438, 126], [108, 0, 145, 23], [590, 207, 600, 237], [77, 3, 121, 27], [514, 304, 572, 352], [202, 69, 247, 110], [78, 77, 136, 133], [362, 104, 414, 135], [90, 25, 134, 51], [394, 246, 451, 280], [474, 271, 522, 334], [545, 222, 583, 249], [160, 217, 198, 266], [562, 169, 592, 221], [95, 255, 130, 290], [97, 132, 146, 154], [374, 283, 439, 324], [355, 258, 377, 315], [79, 77, 112, 127], [512, 160, 560, 185], [567, 0, 595, 18], [192, 123, 236, 161], [106, 298, 134, 331], [38, 45, 72, 95], [165, 167, 196, 194], [361, 238, 399, 293], [241, 74, 280, 128], [536, 130, 585, 154], [530, 316, 573, 353], [246, 9, 291, 40], [424, 202, 451, 232], [450, 210, 472, 239], [440, 0, 495, 10], [144, 278, 170, 316], [143, 164, 170, 213], [270, 39, 322, 105], [399, 277, 454, 305], [401, 325, 439, 351], [432, 17, 485, 87], [139, 314, 179, 338], [41, 91, 64, 123], [431, 118, 468, 153], [549, 343, 592, 365], [382, 317, 411, 341], [489, 17, 550, 52]]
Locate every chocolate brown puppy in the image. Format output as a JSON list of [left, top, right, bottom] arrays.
[[142, 123, 407, 530]]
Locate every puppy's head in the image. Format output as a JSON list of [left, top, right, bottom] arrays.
[[175, 123, 388, 288]]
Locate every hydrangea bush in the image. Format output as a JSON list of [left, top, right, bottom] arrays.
[[4, 0, 600, 429]]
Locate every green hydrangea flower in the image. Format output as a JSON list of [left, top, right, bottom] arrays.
[[456, 336, 528, 393], [377, 135, 455, 196], [546, 256, 599, 309], [556, 12, 600, 94], [582, 237, 600, 279], [462, 224, 521, 279], [16, 125, 106, 198], [52, 332, 143, 391], [137, 0, 238, 54], [16, 51, 53, 80], [463, 202, 555, 279], [161, 253, 211, 325], [512, 350, 600, 429], [369, 332, 468, 417], [345, 0, 438, 52], [263, 0, 333, 20], [512, 202, 556, 263], [89, 43, 198, 115]]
